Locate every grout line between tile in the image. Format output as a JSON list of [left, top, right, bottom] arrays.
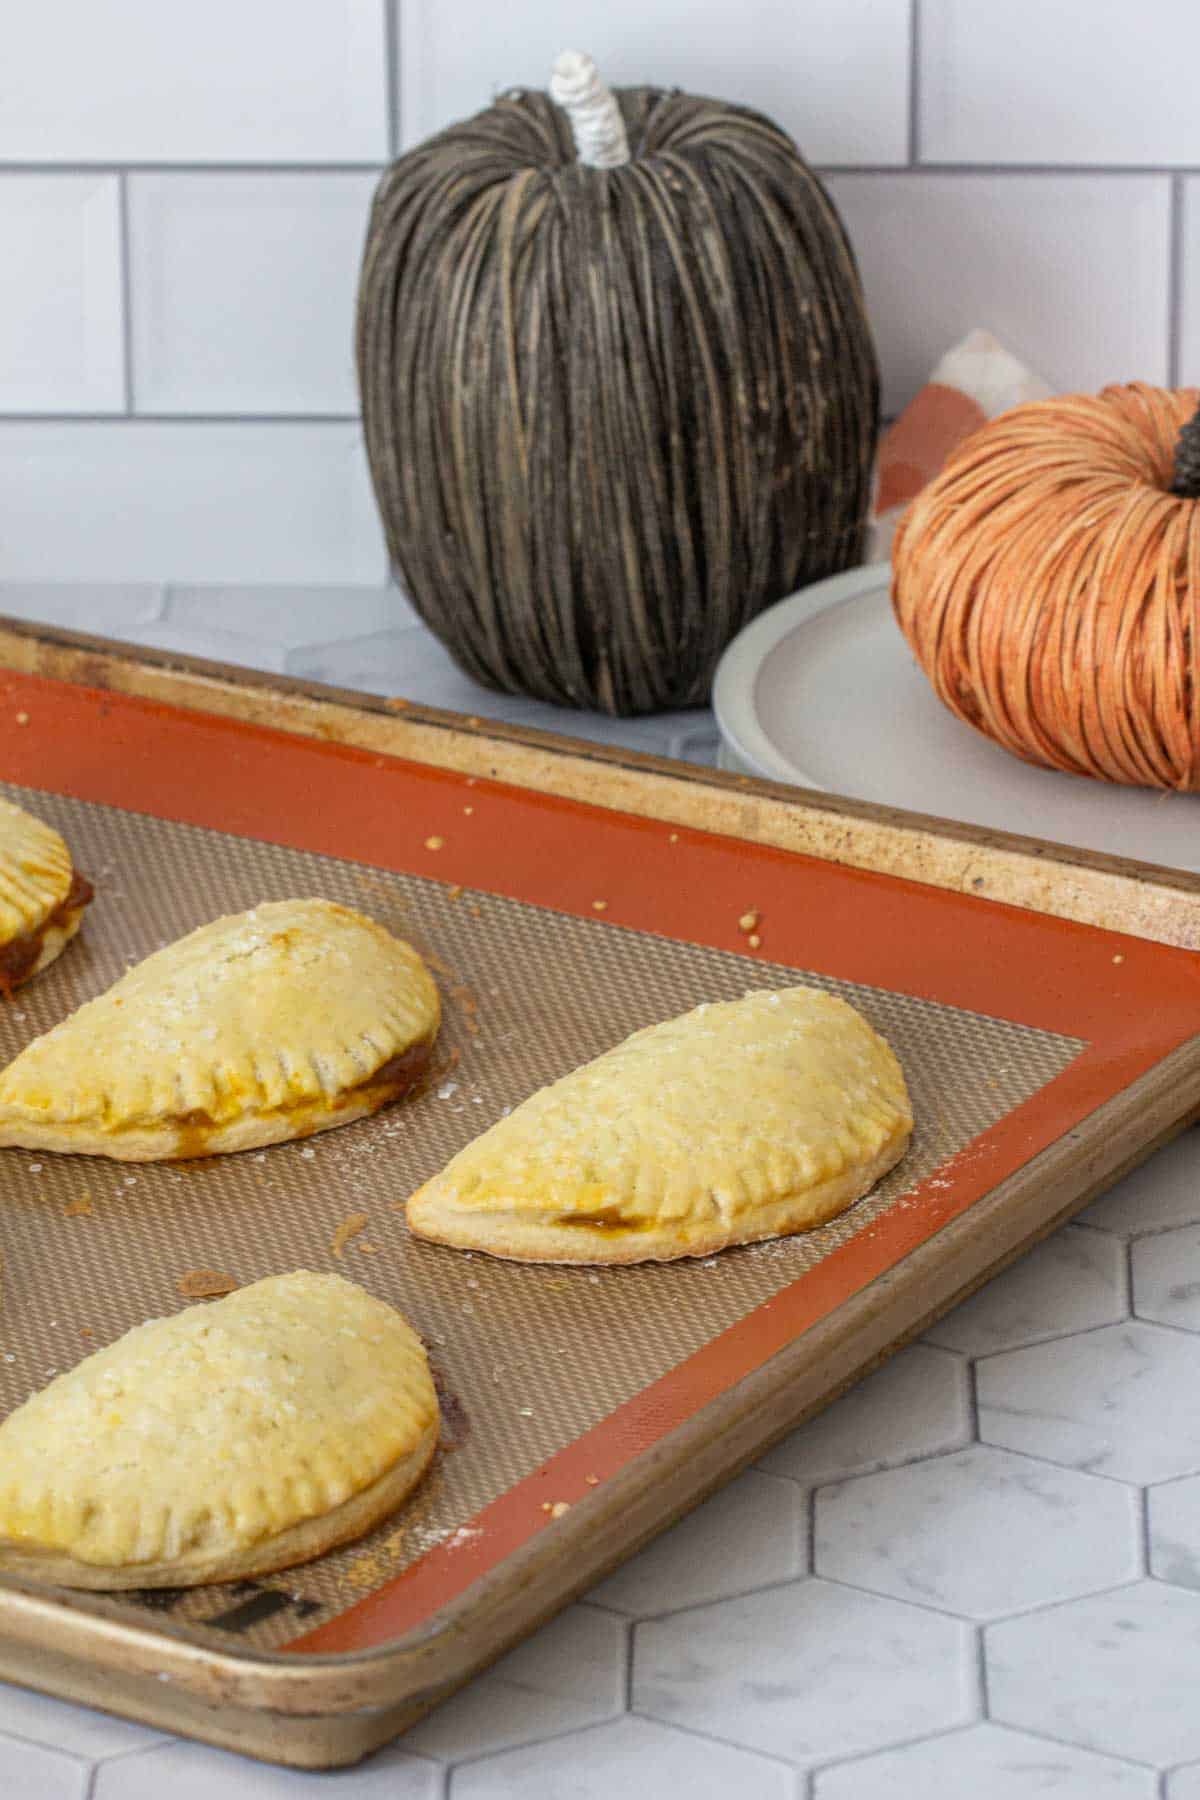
[[384, 0, 400, 162], [823, 1568, 1147, 1630], [820, 161, 1186, 178], [0, 412, 360, 425], [810, 1722, 979, 1786], [626, 1708, 807, 1772], [1139, 1484, 1154, 1578], [929, 1316, 1125, 1357], [975, 1706, 1162, 1776], [974, 1622, 990, 1719], [964, 1355, 980, 1443], [764, 1437, 971, 1496], [443, 1712, 629, 1775], [0, 161, 389, 174], [116, 173, 134, 414], [1122, 1314, 1200, 1343], [907, 0, 922, 166], [803, 1481, 816, 1576], [0, 159, 1195, 176], [1169, 173, 1185, 386], [623, 1569, 815, 1628], [82, 1739, 172, 1771], [972, 1315, 1157, 1363]]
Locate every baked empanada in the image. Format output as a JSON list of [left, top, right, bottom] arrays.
[[0, 1271, 439, 1588], [0, 796, 92, 993], [408, 988, 912, 1263], [0, 898, 439, 1160]]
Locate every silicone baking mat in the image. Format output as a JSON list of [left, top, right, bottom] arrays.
[[0, 668, 1196, 1666]]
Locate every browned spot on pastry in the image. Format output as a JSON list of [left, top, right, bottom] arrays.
[[330, 1214, 369, 1259], [177, 1270, 238, 1299], [165, 1039, 436, 1160], [553, 1206, 651, 1235], [359, 1038, 434, 1096]]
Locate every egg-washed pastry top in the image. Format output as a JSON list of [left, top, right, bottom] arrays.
[[0, 796, 92, 992], [0, 1271, 440, 1587], [408, 986, 913, 1264], [0, 898, 440, 1160]]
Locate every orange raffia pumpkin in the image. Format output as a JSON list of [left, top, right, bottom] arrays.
[[891, 382, 1200, 791]]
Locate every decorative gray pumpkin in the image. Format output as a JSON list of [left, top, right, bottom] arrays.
[[357, 53, 878, 716]]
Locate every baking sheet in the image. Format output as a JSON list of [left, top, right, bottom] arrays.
[[0, 780, 1082, 1654]]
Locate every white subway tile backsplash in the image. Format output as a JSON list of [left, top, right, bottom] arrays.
[[399, 0, 911, 165], [921, 0, 1200, 166], [0, 177, 123, 412], [826, 173, 1171, 416], [0, 0, 387, 163], [1177, 181, 1200, 387], [0, 425, 387, 584], [129, 174, 378, 413]]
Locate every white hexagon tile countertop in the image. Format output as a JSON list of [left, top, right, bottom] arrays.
[[2, 583, 1200, 1797]]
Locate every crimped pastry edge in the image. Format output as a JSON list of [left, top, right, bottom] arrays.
[[407, 1129, 912, 1265], [0, 1414, 440, 1590], [14, 908, 85, 989], [0, 1055, 433, 1162]]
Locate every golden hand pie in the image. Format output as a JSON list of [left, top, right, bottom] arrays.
[[0, 1271, 439, 1588], [408, 987, 912, 1263], [0, 898, 439, 1160], [0, 796, 92, 993]]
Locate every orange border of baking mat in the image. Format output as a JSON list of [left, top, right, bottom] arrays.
[[1, 667, 1198, 1656]]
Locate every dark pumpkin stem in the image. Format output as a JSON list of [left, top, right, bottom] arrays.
[[1171, 401, 1200, 498]]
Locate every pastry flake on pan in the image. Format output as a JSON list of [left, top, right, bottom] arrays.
[[0, 898, 440, 1160], [0, 1271, 440, 1588], [0, 796, 92, 993], [408, 987, 913, 1263]]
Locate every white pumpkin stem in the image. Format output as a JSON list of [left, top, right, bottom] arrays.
[[550, 51, 630, 169]]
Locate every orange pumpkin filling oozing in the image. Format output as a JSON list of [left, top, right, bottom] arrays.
[[168, 1036, 437, 1159], [0, 869, 94, 997]]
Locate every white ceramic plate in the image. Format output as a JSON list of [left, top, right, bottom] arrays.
[[713, 563, 1200, 874]]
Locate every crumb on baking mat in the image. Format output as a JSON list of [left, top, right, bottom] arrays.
[[176, 1269, 238, 1299], [330, 1213, 369, 1258]]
